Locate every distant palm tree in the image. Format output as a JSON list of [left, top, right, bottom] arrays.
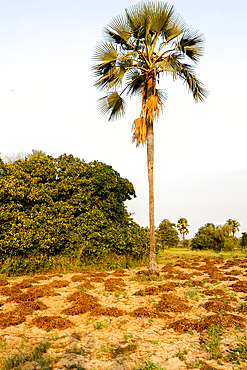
[[226, 219, 240, 236], [177, 218, 189, 242], [92, 1, 207, 274]]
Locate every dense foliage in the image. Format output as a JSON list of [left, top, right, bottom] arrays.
[[191, 222, 240, 251], [0, 153, 149, 259], [240, 232, 247, 249], [156, 219, 179, 249]]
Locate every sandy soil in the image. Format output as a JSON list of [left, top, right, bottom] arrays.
[[0, 256, 247, 369]]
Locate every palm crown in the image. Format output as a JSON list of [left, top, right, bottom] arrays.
[[92, 1, 207, 145]]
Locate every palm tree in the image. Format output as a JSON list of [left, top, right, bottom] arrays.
[[226, 219, 240, 236], [177, 218, 189, 243], [92, 1, 207, 274]]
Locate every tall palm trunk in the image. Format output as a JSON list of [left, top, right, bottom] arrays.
[[147, 120, 158, 274], [146, 73, 158, 275]]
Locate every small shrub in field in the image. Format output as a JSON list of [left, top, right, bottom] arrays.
[[0, 341, 52, 369], [227, 342, 247, 364], [176, 349, 187, 361], [183, 239, 190, 248], [202, 325, 224, 360], [95, 320, 108, 330], [223, 236, 239, 251], [138, 360, 165, 369]]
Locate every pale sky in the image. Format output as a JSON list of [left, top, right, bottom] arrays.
[[0, 0, 247, 238]]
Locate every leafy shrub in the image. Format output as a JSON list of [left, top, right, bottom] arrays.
[[0, 153, 149, 260], [240, 232, 247, 249], [156, 219, 179, 249], [138, 360, 165, 369], [191, 234, 215, 251], [223, 236, 239, 251], [183, 239, 190, 248]]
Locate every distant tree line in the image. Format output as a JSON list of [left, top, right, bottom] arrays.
[[191, 220, 243, 252], [0, 152, 149, 260], [156, 217, 246, 252]]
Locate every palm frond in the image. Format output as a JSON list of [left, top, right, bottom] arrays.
[[119, 50, 138, 62], [176, 30, 204, 63], [145, 90, 164, 122], [92, 42, 128, 90], [178, 63, 208, 102], [155, 57, 178, 75], [125, 70, 145, 96], [98, 92, 126, 121], [111, 57, 135, 88], [149, 1, 185, 41], [103, 14, 131, 46], [112, 62, 126, 87], [155, 53, 183, 79], [163, 26, 184, 43], [125, 3, 147, 40], [156, 88, 167, 105], [93, 65, 117, 90], [147, 1, 172, 34], [156, 54, 207, 101], [132, 117, 147, 146], [92, 42, 117, 64], [132, 88, 164, 147], [93, 56, 134, 91], [93, 59, 121, 90]]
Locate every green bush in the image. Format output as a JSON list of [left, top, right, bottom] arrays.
[[156, 219, 179, 249], [191, 223, 216, 251], [0, 153, 149, 261], [191, 234, 215, 251], [182, 239, 190, 248], [240, 232, 247, 249], [223, 236, 239, 251]]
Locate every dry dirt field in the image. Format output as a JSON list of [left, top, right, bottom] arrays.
[[1, 256, 247, 369]]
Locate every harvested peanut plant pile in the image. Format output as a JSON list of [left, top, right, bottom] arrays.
[[0, 256, 247, 369]]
